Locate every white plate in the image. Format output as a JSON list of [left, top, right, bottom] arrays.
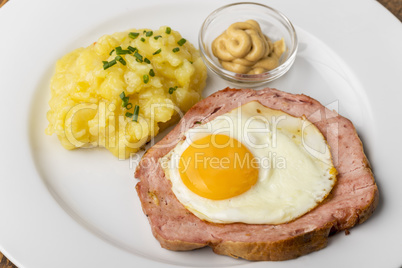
[[0, 0, 401, 267]]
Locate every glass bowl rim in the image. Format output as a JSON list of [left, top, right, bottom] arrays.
[[198, 1, 298, 84]]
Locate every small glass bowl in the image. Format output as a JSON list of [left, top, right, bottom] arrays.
[[199, 2, 298, 87]]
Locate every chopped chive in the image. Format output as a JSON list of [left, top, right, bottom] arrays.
[[103, 59, 117, 70], [189, 61, 193, 64], [172, 47, 180, 53], [143, 74, 149, 84], [149, 69, 155, 77], [109, 49, 115, 55], [168, 86, 178, 94], [121, 97, 128, 108], [194, 121, 202, 124], [165, 27, 171, 34], [145, 31, 153, 37], [119, 91, 130, 107], [133, 105, 140, 122], [125, 112, 133, 118], [154, 35, 162, 40], [115, 55, 127, 65], [140, 37, 146, 42], [177, 38, 186, 46], [144, 58, 151, 64], [115, 46, 123, 54], [128, 46, 137, 53], [129, 32, 139, 39], [115, 46, 131, 55], [126, 103, 133, 110], [153, 48, 161, 55], [122, 98, 129, 108], [122, 99, 129, 107], [134, 52, 143, 62]]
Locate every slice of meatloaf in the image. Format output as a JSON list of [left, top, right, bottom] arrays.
[[134, 87, 379, 261]]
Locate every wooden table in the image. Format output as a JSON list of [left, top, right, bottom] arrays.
[[0, 0, 401, 267]]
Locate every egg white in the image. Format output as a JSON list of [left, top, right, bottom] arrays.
[[160, 101, 336, 224]]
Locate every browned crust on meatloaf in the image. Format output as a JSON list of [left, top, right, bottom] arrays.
[[134, 87, 379, 261]]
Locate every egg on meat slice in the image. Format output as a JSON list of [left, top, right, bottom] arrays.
[[160, 101, 337, 224]]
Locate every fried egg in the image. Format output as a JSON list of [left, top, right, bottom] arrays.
[[160, 101, 337, 224]]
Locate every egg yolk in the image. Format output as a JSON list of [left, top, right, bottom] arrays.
[[178, 134, 259, 200]]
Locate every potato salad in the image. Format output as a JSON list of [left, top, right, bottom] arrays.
[[46, 26, 207, 159]]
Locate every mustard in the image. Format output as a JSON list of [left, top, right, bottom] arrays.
[[212, 20, 285, 74]]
